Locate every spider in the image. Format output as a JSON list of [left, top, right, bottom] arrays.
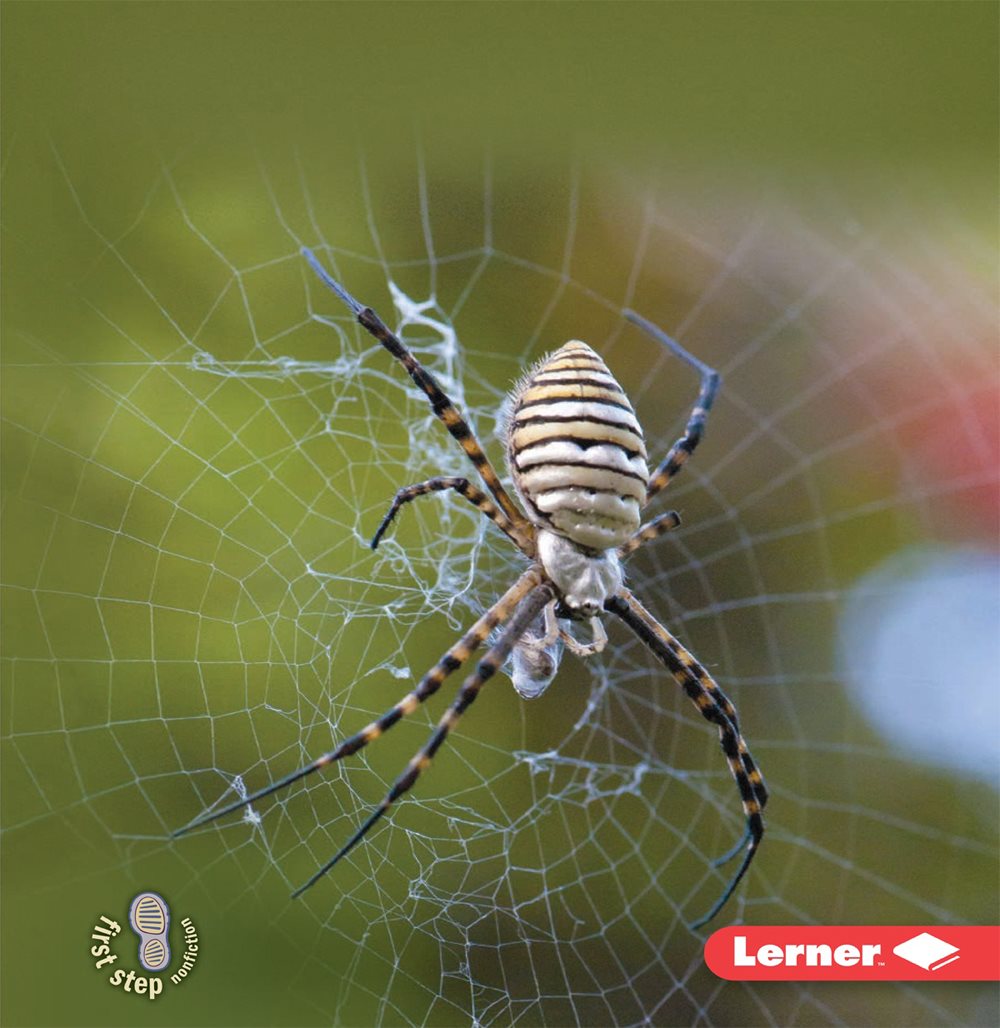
[[174, 247, 768, 929]]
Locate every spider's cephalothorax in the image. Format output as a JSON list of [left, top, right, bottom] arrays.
[[175, 249, 768, 931]]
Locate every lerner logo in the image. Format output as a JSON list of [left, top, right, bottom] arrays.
[[88, 890, 201, 1001], [733, 934, 881, 968], [704, 925, 998, 982], [892, 932, 960, 971]]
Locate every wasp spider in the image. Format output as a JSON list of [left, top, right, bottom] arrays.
[[175, 248, 768, 929]]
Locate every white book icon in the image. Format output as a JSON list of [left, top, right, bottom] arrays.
[[893, 932, 960, 971]]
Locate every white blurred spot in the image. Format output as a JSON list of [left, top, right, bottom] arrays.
[[838, 546, 1000, 787]]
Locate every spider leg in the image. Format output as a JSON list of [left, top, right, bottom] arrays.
[[304, 248, 533, 552], [291, 580, 555, 898], [173, 568, 544, 838], [712, 825, 753, 868], [618, 510, 682, 559], [371, 476, 522, 551], [605, 588, 767, 929], [560, 617, 607, 658], [624, 310, 720, 506]]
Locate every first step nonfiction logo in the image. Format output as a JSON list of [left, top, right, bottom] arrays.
[[88, 890, 201, 1002], [129, 892, 171, 972], [705, 926, 999, 981]]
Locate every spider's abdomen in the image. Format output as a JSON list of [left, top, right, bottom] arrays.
[[507, 341, 648, 550]]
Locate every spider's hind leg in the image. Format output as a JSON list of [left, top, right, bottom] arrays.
[[624, 309, 720, 505], [304, 248, 533, 552]]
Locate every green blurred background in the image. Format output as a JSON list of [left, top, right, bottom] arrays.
[[3, 3, 997, 1027]]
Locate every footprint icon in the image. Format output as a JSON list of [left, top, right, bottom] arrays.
[[129, 891, 171, 972]]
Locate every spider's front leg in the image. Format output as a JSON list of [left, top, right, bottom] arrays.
[[173, 569, 546, 840], [292, 579, 555, 896], [606, 588, 768, 929]]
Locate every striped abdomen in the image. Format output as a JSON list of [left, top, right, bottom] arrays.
[[507, 341, 649, 550]]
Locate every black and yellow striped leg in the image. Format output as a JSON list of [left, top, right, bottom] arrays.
[[610, 588, 768, 813], [173, 569, 544, 839], [303, 248, 534, 553], [618, 510, 682, 559], [291, 580, 555, 898], [605, 588, 767, 929], [624, 596, 764, 802], [371, 476, 522, 551], [624, 310, 720, 505]]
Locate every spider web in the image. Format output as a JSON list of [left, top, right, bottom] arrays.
[[3, 140, 998, 1027]]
